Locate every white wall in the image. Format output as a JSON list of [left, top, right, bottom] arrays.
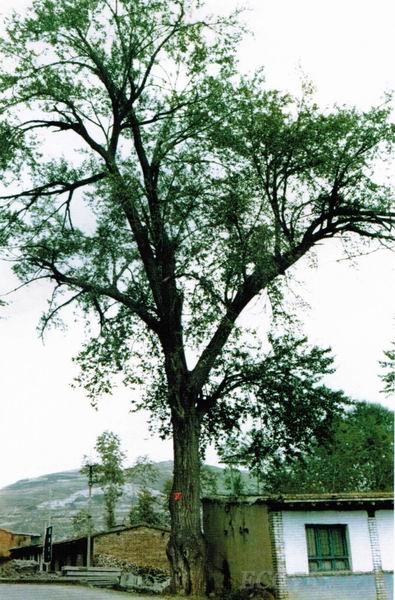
[[281, 510, 373, 575], [375, 510, 394, 571]]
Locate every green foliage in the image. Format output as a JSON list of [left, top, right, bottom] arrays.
[[0, 1, 392, 424], [129, 487, 163, 526], [126, 455, 166, 526], [0, 1, 394, 588], [72, 508, 91, 537], [161, 477, 173, 519], [380, 342, 395, 396], [200, 465, 219, 496], [126, 455, 160, 488], [256, 402, 394, 493], [222, 466, 245, 497], [92, 431, 126, 529], [0, 123, 20, 172], [207, 335, 348, 465]]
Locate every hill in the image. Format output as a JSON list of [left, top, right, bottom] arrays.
[[0, 462, 171, 540], [0, 462, 251, 541]]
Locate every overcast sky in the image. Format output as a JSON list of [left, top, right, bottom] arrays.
[[0, 0, 394, 490]]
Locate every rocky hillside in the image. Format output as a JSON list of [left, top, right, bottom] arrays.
[[0, 462, 252, 541], [0, 462, 172, 541]]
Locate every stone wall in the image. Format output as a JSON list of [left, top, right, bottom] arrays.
[[93, 526, 170, 572]]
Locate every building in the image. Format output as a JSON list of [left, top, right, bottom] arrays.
[[0, 528, 41, 559], [203, 492, 393, 600], [10, 523, 170, 573], [93, 523, 169, 571]]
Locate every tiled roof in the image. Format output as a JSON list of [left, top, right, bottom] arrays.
[[10, 522, 170, 552], [202, 491, 393, 507], [0, 527, 40, 536]]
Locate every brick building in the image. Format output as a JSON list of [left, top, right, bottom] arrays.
[[94, 524, 169, 570], [0, 528, 41, 559], [203, 492, 393, 600], [10, 523, 170, 573]]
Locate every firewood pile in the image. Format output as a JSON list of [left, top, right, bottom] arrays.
[[0, 559, 40, 577], [94, 552, 168, 581]]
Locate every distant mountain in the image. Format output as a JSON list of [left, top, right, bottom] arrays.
[[0, 462, 171, 541], [0, 462, 253, 541]]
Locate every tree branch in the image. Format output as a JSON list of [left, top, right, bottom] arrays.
[[134, 6, 185, 101], [0, 172, 106, 203], [31, 258, 162, 334], [189, 261, 281, 397]]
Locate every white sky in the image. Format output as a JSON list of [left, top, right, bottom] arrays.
[[0, 0, 394, 489]]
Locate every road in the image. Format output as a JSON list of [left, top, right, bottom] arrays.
[[0, 584, 156, 599]]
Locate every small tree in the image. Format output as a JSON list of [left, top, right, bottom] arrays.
[[129, 488, 163, 526], [222, 466, 245, 496], [127, 455, 163, 525], [200, 465, 219, 496], [72, 509, 91, 537], [94, 431, 126, 529]]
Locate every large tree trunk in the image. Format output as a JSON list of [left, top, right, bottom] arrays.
[[167, 407, 206, 596]]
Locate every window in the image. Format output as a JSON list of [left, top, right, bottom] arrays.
[[305, 525, 350, 572]]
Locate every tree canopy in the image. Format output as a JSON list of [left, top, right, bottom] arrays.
[[0, 0, 394, 593], [252, 401, 394, 494]]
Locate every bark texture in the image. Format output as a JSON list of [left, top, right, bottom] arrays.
[[167, 409, 206, 595]]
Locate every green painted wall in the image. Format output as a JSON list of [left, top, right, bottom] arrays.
[[203, 499, 274, 592]]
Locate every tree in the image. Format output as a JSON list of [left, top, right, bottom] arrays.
[[127, 455, 164, 525], [200, 465, 219, 496], [247, 402, 394, 494], [72, 509, 91, 537], [129, 488, 163, 526], [94, 431, 126, 529], [0, 0, 394, 593], [222, 466, 245, 496], [126, 455, 160, 489]]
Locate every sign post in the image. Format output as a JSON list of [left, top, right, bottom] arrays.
[[43, 525, 53, 568]]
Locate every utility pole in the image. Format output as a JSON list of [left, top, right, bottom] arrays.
[[221, 453, 243, 496], [86, 463, 95, 568], [40, 488, 53, 572], [39, 520, 46, 572]]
